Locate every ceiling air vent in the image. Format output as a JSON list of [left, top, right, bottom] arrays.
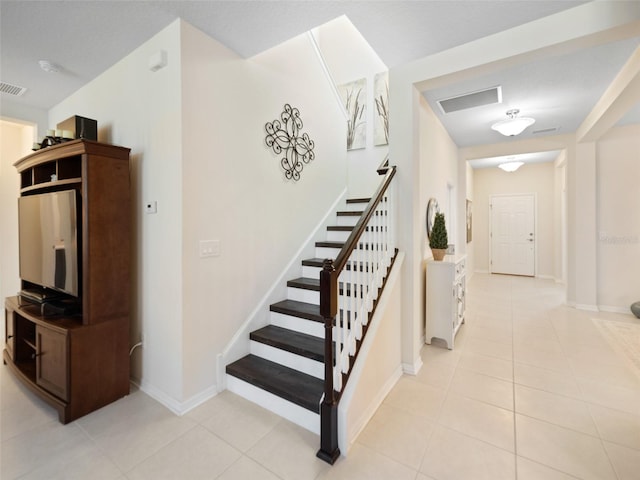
[[0, 81, 27, 96], [438, 86, 502, 114], [532, 127, 558, 135]]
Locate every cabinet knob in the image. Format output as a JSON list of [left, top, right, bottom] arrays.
[[31, 352, 41, 359], [7, 335, 13, 339]]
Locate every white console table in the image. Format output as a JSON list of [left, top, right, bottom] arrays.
[[425, 255, 466, 349]]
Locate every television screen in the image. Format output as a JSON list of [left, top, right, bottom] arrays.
[[18, 190, 79, 297]]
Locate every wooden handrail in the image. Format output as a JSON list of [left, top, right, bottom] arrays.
[[317, 164, 396, 464], [332, 165, 396, 280]]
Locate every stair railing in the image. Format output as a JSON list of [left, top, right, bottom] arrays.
[[317, 160, 397, 464]]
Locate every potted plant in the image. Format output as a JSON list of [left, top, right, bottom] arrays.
[[429, 212, 448, 261]]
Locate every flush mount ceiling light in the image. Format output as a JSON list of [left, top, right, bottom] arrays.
[[498, 161, 524, 172], [491, 109, 535, 136], [38, 60, 60, 73]]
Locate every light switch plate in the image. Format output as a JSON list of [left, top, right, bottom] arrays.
[[200, 240, 220, 258]]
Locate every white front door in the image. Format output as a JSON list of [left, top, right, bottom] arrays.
[[490, 194, 535, 276]]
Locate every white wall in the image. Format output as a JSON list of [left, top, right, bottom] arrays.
[[180, 22, 347, 401], [472, 162, 556, 278], [313, 16, 389, 198], [596, 124, 640, 311], [417, 96, 460, 343], [0, 120, 34, 318], [48, 21, 185, 402]]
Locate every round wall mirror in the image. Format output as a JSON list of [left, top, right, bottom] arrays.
[[426, 198, 439, 241]]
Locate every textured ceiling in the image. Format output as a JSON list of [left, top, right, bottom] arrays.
[[1, 0, 638, 163], [1, 0, 588, 110]]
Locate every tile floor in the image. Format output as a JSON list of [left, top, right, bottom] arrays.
[[2, 273, 640, 479]]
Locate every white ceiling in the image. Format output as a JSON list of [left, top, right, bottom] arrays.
[[2, 0, 639, 167]]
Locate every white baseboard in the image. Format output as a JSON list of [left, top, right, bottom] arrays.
[[598, 305, 634, 315], [575, 303, 599, 312], [135, 380, 219, 416], [402, 355, 423, 376]]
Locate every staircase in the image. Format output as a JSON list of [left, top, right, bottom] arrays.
[[225, 198, 369, 434]]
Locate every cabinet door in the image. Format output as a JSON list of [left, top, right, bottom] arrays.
[[5, 307, 15, 360], [36, 327, 69, 401]]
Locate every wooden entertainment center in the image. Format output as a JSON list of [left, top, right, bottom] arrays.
[[3, 140, 131, 423]]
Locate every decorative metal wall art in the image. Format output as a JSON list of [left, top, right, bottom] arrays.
[[265, 104, 315, 181]]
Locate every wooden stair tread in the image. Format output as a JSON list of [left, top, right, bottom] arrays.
[[270, 299, 323, 322], [302, 258, 325, 267], [327, 226, 353, 231], [315, 241, 344, 249], [346, 198, 370, 204], [287, 277, 320, 291], [337, 211, 363, 216], [226, 355, 323, 412], [251, 325, 324, 362]]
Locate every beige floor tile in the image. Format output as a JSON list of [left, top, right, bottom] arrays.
[[570, 358, 640, 390], [513, 362, 582, 399], [247, 420, 329, 480], [75, 388, 167, 438], [357, 403, 435, 469], [465, 324, 513, 345], [126, 425, 241, 479], [449, 368, 514, 410], [78, 395, 198, 472], [515, 414, 617, 480], [0, 421, 93, 480], [414, 357, 456, 390], [438, 392, 514, 452], [419, 426, 515, 480], [577, 376, 640, 416], [17, 442, 123, 480], [383, 376, 446, 420], [515, 384, 598, 436], [315, 443, 417, 480], [420, 343, 462, 368], [457, 350, 513, 382], [216, 456, 281, 480], [196, 390, 281, 452], [516, 457, 578, 480], [603, 441, 640, 480], [463, 336, 513, 361], [0, 393, 58, 442], [513, 345, 571, 374], [513, 332, 563, 353], [588, 403, 640, 450]]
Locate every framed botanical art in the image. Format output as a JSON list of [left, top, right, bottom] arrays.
[[338, 78, 366, 150]]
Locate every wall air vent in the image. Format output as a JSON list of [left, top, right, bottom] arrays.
[[0, 81, 27, 96], [532, 127, 558, 135], [437, 86, 502, 114]]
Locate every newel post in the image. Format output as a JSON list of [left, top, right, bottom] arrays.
[[316, 259, 340, 464]]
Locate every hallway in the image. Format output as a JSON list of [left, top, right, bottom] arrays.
[[2, 274, 639, 479]]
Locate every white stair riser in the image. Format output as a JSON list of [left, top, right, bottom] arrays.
[[342, 202, 367, 212], [226, 375, 319, 434], [250, 341, 324, 379], [337, 215, 360, 226], [315, 246, 342, 258], [327, 230, 351, 242], [302, 265, 321, 278], [287, 287, 319, 304], [270, 311, 324, 338]]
